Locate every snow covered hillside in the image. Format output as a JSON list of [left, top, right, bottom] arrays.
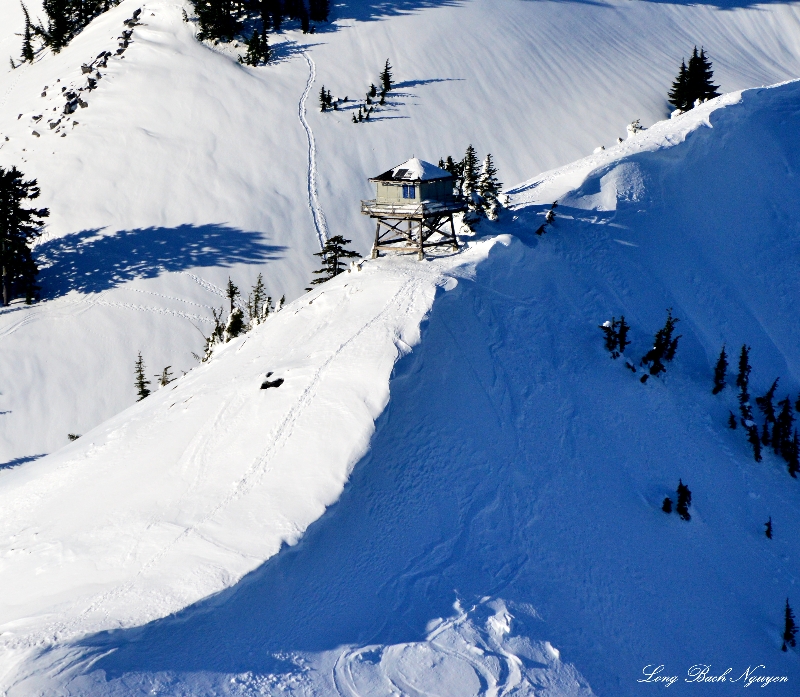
[[3, 72, 800, 694], [3, 0, 800, 463]]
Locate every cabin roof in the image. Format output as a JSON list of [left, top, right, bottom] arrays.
[[370, 158, 452, 183]]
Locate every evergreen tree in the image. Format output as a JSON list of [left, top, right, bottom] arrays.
[[783, 599, 797, 651], [241, 28, 269, 65], [202, 308, 226, 361], [756, 378, 779, 423], [737, 345, 753, 425], [748, 425, 762, 462], [246, 272, 267, 326], [687, 47, 719, 104], [599, 319, 618, 356], [617, 316, 631, 355], [477, 153, 502, 220], [319, 85, 328, 111], [225, 277, 239, 313], [309, 0, 329, 21], [667, 59, 689, 111], [134, 352, 151, 400], [0, 165, 49, 306], [773, 396, 795, 460], [461, 145, 479, 199], [193, 0, 239, 41], [641, 308, 681, 376], [789, 431, 800, 478], [42, 0, 74, 51], [728, 411, 737, 429], [156, 366, 174, 387], [310, 235, 359, 285], [662, 497, 673, 513], [765, 516, 773, 539], [380, 59, 392, 93], [675, 479, 692, 521], [20, 3, 35, 63], [761, 421, 771, 446], [712, 345, 727, 394]]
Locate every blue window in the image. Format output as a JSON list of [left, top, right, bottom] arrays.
[[402, 185, 416, 199]]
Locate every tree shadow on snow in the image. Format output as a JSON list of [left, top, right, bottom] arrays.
[[0, 453, 46, 470], [35, 224, 285, 299]]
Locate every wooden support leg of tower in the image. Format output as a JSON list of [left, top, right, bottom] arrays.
[[449, 213, 459, 251], [371, 220, 381, 258], [417, 218, 424, 260]]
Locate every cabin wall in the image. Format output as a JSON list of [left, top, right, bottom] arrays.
[[375, 179, 454, 203]]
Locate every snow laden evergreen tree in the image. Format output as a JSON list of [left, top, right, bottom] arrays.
[[134, 352, 151, 401], [223, 277, 245, 340], [783, 599, 797, 651], [245, 273, 276, 328], [0, 165, 49, 306], [675, 479, 692, 521], [736, 345, 754, 426], [667, 46, 720, 112], [20, 4, 35, 63], [599, 316, 630, 359], [640, 309, 680, 377], [310, 236, 360, 285], [712, 345, 727, 394], [477, 154, 502, 220]]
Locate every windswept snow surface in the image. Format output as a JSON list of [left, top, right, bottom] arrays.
[[4, 78, 800, 695]]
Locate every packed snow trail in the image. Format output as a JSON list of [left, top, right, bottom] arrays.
[[299, 49, 328, 249]]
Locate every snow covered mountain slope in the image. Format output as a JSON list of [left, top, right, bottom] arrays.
[[4, 77, 800, 695], [2, 0, 800, 463]]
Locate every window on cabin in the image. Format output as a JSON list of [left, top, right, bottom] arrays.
[[402, 185, 416, 199]]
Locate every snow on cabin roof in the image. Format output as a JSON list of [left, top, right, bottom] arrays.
[[371, 158, 452, 182]]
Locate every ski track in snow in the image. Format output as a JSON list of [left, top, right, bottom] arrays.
[[299, 49, 328, 249]]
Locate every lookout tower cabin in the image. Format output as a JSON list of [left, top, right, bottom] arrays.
[[361, 158, 465, 259]]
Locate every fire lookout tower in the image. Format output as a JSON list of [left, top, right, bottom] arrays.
[[361, 158, 465, 259]]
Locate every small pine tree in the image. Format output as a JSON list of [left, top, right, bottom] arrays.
[[134, 352, 151, 400], [225, 277, 239, 313], [310, 235, 360, 285], [737, 345, 753, 425], [712, 345, 727, 394], [765, 516, 773, 539], [687, 47, 720, 105], [667, 58, 689, 112], [600, 319, 618, 356], [662, 497, 673, 513], [202, 307, 226, 361], [756, 378, 779, 423], [617, 316, 631, 356], [748, 425, 762, 462], [641, 309, 681, 376], [319, 85, 328, 111], [156, 366, 174, 387], [783, 599, 797, 651], [380, 59, 393, 93], [761, 421, 771, 446], [774, 396, 795, 461], [20, 3, 35, 63], [369, 83, 377, 98], [728, 411, 738, 429], [246, 272, 267, 326], [477, 154, 502, 220], [461, 145, 479, 200], [789, 431, 800, 478], [675, 479, 692, 521]]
